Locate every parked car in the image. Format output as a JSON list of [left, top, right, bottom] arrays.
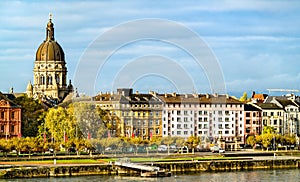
[[158, 145, 167, 151], [211, 146, 225, 153], [175, 146, 189, 154]]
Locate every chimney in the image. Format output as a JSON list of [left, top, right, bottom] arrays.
[[206, 94, 209, 99], [172, 92, 176, 97], [251, 91, 256, 98], [164, 93, 167, 98]]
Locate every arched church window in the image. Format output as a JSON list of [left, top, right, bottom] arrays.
[[55, 74, 60, 84], [40, 75, 45, 85], [48, 75, 53, 85]]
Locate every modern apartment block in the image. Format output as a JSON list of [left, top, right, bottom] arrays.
[[156, 93, 245, 147]]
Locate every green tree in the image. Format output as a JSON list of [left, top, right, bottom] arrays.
[[44, 107, 76, 144], [14, 95, 46, 137], [73, 103, 107, 139]]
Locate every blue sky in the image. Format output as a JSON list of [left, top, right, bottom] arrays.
[[1, 0, 300, 97]]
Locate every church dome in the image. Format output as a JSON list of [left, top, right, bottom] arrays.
[[35, 14, 65, 62], [36, 40, 65, 62]]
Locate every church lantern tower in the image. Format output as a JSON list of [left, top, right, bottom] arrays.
[[31, 14, 73, 101]]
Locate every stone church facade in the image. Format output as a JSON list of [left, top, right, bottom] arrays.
[[27, 14, 73, 103]]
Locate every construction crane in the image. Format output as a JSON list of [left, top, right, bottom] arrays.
[[266, 89, 299, 95]]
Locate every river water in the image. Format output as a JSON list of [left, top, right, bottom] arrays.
[[1, 169, 299, 182]]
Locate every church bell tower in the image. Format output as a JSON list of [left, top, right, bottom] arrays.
[[27, 14, 73, 102]]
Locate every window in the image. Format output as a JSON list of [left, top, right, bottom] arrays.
[[246, 128, 251, 133], [225, 124, 230, 129], [218, 124, 222, 129], [246, 112, 250, 117], [246, 119, 250, 124], [1, 112, 4, 119], [11, 125, 14, 133], [11, 112, 15, 119], [177, 124, 181, 129]]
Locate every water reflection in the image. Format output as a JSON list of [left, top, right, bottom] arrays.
[[1, 169, 299, 182]]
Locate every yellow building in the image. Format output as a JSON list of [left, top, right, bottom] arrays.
[[93, 88, 163, 139]]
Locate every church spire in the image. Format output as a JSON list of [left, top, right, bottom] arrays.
[[46, 13, 54, 41]]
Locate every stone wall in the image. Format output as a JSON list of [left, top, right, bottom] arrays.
[[155, 159, 300, 172], [0, 164, 116, 178], [1, 159, 300, 178]]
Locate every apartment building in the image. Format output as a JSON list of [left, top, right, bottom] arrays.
[[256, 103, 284, 134], [265, 96, 300, 136], [156, 93, 245, 147], [244, 104, 262, 138], [94, 88, 163, 139]]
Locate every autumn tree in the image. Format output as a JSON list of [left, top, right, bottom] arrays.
[[161, 136, 175, 155], [246, 136, 256, 149], [44, 106, 76, 144], [185, 135, 200, 153]]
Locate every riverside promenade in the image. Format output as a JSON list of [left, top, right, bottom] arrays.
[[0, 151, 300, 178]]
